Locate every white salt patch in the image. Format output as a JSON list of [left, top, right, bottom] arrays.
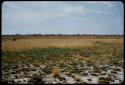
[[81, 76, 98, 84], [107, 69, 111, 74], [40, 65, 46, 69], [60, 74, 69, 80], [66, 77, 75, 84], [110, 80, 120, 84], [116, 74, 124, 81]]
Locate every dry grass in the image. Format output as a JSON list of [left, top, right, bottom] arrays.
[[2, 36, 123, 51], [2, 36, 124, 84], [52, 67, 60, 77]]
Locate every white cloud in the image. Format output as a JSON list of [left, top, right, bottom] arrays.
[[86, 1, 115, 7], [2, 1, 114, 26], [100, 1, 114, 7], [67, 17, 89, 21], [2, 1, 123, 35], [3, 1, 87, 22], [3, 1, 112, 18]]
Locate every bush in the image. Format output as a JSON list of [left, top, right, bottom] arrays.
[[12, 38, 17, 41], [52, 67, 60, 77]]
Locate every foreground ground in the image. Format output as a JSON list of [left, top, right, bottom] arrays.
[[2, 36, 124, 84]]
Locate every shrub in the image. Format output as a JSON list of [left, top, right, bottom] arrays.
[[52, 67, 60, 77], [12, 38, 17, 41]]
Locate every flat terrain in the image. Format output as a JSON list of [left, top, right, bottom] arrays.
[[2, 36, 123, 51], [2, 36, 124, 84]]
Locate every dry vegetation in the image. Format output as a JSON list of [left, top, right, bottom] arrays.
[[2, 36, 123, 51], [52, 67, 60, 77], [2, 35, 124, 84]]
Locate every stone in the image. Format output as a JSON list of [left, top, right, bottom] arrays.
[[82, 73, 88, 76], [90, 66, 94, 70], [81, 76, 98, 84], [66, 77, 75, 84], [52, 81, 57, 84], [110, 80, 120, 84], [23, 66, 30, 71], [42, 77, 55, 83], [14, 79, 23, 83], [40, 65, 46, 69], [55, 78, 60, 82], [91, 73, 98, 76], [114, 68, 121, 72], [99, 76, 111, 84], [111, 70, 117, 74], [11, 76, 16, 79], [60, 74, 69, 80], [88, 78, 92, 81], [23, 78, 29, 83], [74, 75, 81, 81], [115, 74, 124, 81]]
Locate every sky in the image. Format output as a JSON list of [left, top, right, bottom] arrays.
[[2, 1, 124, 35]]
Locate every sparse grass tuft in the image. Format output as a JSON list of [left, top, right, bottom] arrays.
[[52, 67, 60, 77]]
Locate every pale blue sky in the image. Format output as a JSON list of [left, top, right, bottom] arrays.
[[2, 1, 124, 35]]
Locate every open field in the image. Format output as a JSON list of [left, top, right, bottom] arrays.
[[2, 36, 124, 84], [2, 35, 123, 51]]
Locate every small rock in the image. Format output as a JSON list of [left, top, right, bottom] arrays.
[[40, 65, 46, 69], [91, 73, 98, 76], [60, 74, 69, 80], [88, 78, 92, 81], [42, 77, 55, 83], [66, 77, 75, 84], [74, 75, 81, 81], [52, 81, 57, 84], [82, 73, 88, 76], [55, 78, 60, 82], [11, 76, 16, 79], [111, 70, 118, 74], [14, 79, 22, 83], [110, 80, 120, 84], [114, 68, 121, 72], [115, 74, 124, 81]]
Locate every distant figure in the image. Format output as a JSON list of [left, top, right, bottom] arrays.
[[12, 38, 17, 41]]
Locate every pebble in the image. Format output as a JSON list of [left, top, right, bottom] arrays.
[[74, 75, 81, 81], [42, 77, 55, 83], [110, 80, 120, 84], [40, 65, 46, 69], [66, 77, 75, 84]]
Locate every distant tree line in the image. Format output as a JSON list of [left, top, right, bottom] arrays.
[[2, 33, 123, 37]]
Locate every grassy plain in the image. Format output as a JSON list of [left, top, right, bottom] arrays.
[[2, 36, 123, 51], [2, 35, 124, 84]]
